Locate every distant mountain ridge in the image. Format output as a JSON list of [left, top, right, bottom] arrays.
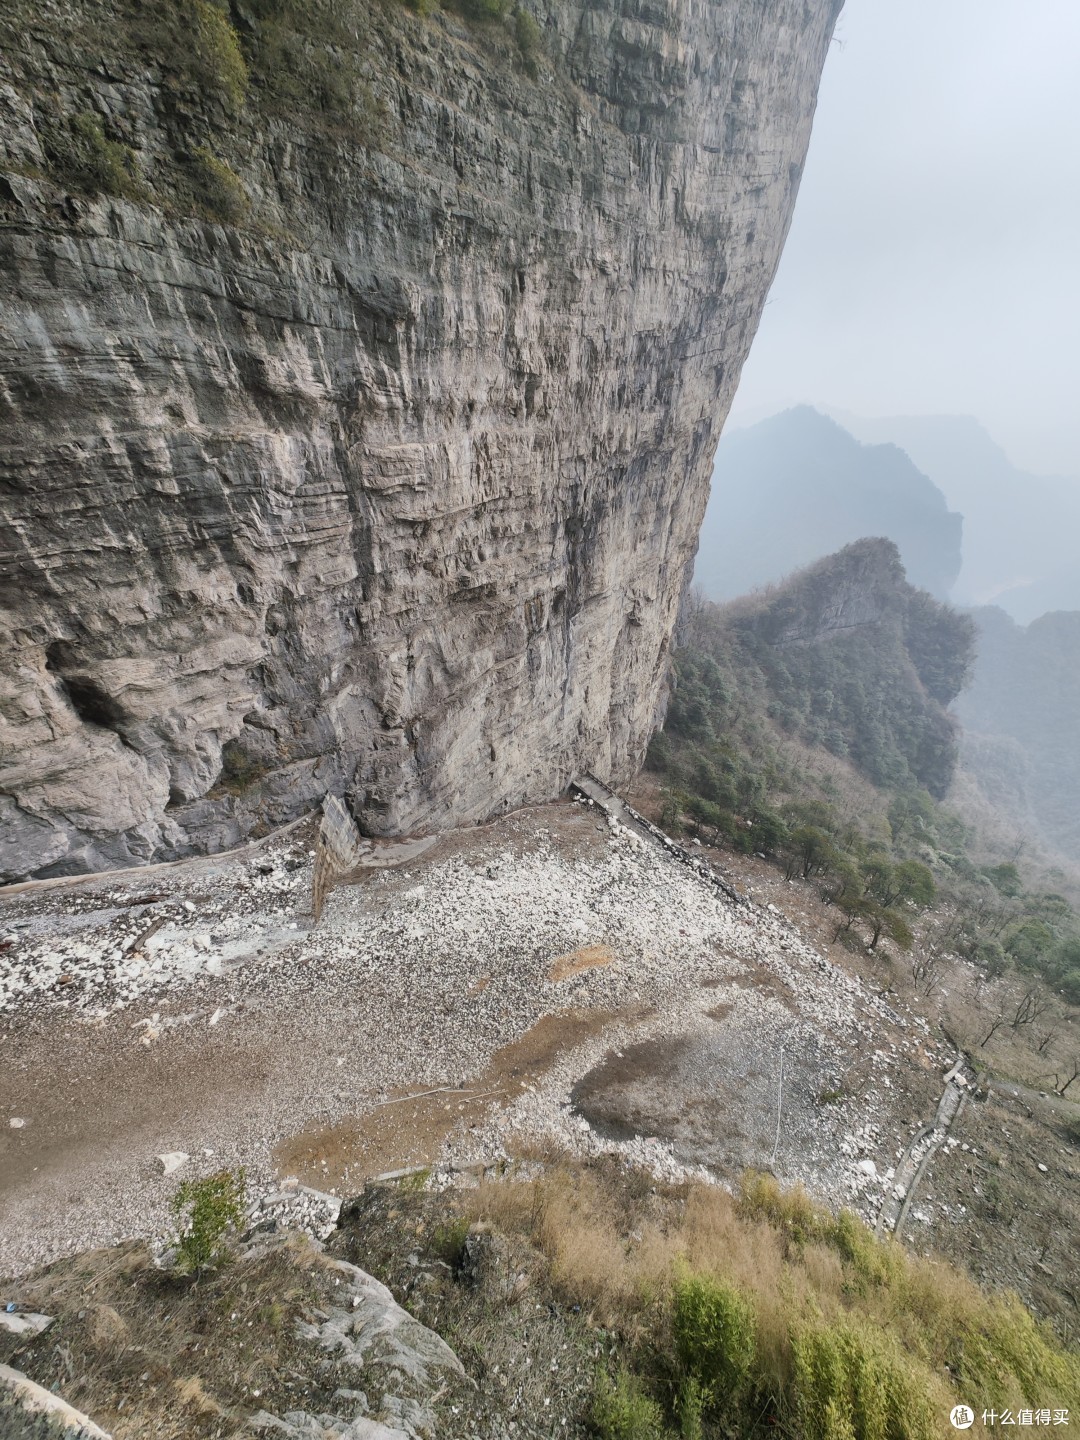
[[954, 606, 1080, 863], [832, 411, 1080, 623], [694, 407, 963, 603], [682, 537, 975, 798]]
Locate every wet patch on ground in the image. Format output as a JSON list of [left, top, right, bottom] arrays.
[[275, 1008, 637, 1189], [570, 1009, 844, 1181]]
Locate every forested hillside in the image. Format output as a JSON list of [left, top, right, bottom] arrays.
[[650, 540, 1080, 1008], [670, 538, 972, 797]]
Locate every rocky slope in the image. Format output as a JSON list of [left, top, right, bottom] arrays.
[[0, 0, 840, 881]]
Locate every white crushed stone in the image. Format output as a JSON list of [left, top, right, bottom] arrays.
[[1, 803, 957, 1275]]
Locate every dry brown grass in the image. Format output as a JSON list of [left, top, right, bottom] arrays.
[[461, 1155, 1080, 1424], [83, 1303, 130, 1352], [5, 1159, 1078, 1437], [172, 1376, 224, 1417], [1, 1235, 329, 1438]]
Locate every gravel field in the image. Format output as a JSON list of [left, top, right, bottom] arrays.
[[1, 798, 953, 1280]]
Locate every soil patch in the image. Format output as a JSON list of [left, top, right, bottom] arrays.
[[274, 1008, 635, 1188], [547, 944, 616, 983], [0, 1014, 276, 1198]]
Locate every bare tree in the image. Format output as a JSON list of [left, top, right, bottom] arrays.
[[1011, 987, 1050, 1032], [984, 899, 1019, 939], [1055, 1058, 1080, 1098], [1035, 1022, 1061, 1055], [979, 1006, 1009, 1048], [910, 948, 945, 997]]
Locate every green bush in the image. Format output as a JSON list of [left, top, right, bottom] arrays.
[[50, 112, 141, 198], [983, 861, 1022, 897], [793, 1319, 935, 1440], [514, 8, 543, 68], [449, 0, 511, 20], [784, 826, 839, 881], [192, 0, 249, 112], [172, 1169, 246, 1274], [590, 1368, 666, 1440], [975, 937, 1009, 977], [127, 0, 247, 120], [827, 1209, 906, 1291], [187, 146, 250, 223], [1005, 918, 1055, 971], [430, 1216, 470, 1268], [671, 1273, 756, 1413], [747, 805, 789, 855]]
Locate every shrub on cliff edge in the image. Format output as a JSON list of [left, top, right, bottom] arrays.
[[172, 1168, 246, 1274]]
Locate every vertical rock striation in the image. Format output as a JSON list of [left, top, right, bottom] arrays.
[[0, 0, 841, 879]]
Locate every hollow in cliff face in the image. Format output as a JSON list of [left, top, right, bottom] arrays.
[[0, 0, 841, 879]]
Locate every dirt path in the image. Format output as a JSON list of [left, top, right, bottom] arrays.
[[877, 1054, 973, 1237]]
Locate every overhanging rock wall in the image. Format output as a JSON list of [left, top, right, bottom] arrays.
[[0, 0, 841, 879]]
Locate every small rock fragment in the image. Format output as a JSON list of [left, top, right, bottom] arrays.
[[0, 1312, 54, 1337]]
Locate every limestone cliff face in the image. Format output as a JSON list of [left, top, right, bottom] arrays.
[[0, 0, 840, 880]]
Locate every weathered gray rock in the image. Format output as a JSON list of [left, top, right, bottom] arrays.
[[0, 0, 840, 880], [0, 1364, 111, 1438], [0, 1312, 54, 1337], [296, 1256, 466, 1389], [250, 1410, 410, 1440]]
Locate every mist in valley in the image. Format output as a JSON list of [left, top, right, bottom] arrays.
[[695, 0, 1080, 878]]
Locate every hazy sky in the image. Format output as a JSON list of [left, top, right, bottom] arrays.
[[728, 0, 1080, 479]]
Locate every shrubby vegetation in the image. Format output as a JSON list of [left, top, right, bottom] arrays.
[[186, 145, 250, 223], [462, 1161, 1080, 1439], [513, 8, 544, 71], [671, 541, 973, 799], [171, 1168, 246, 1274], [27, 0, 543, 217], [240, 0, 384, 135], [128, 0, 249, 116], [41, 110, 144, 200], [650, 544, 1080, 1018]]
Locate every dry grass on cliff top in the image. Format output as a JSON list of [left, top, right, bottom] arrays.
[[460, 1155, 1080, 1433], [4, 1158, 1079, 1439]]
